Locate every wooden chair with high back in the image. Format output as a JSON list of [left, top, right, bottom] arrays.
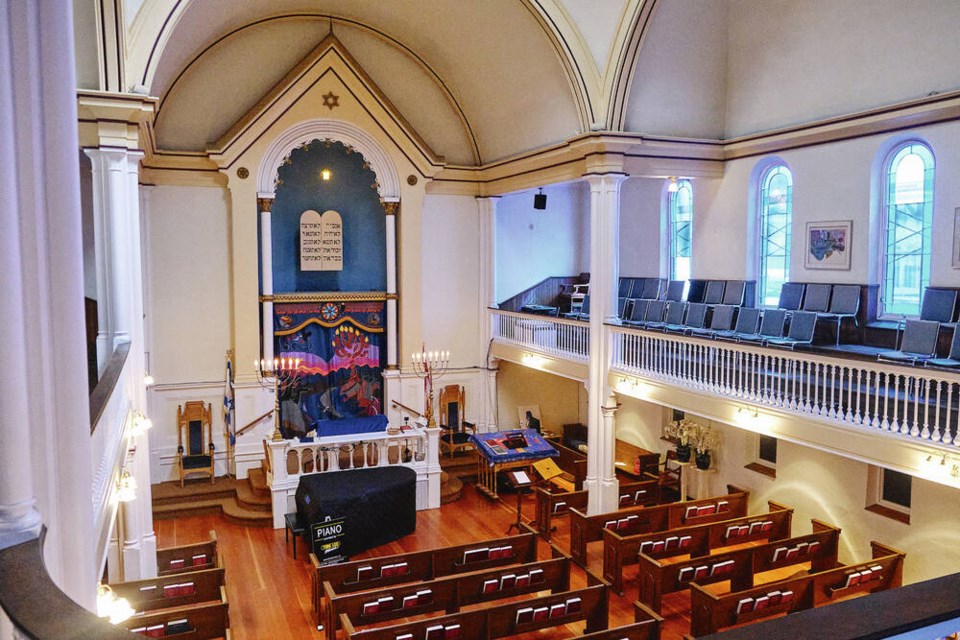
[[177, 401, 215, 486], [438, 384, 475, 458]]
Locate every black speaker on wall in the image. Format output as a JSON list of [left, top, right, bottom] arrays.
[[533, 188, 547, 210]]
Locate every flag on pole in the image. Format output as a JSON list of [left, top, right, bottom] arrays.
[[223, 354, 235, 446]]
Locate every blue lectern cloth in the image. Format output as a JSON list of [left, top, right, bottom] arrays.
[[315, 415, 388, 437], [469, 429, 558, 466]]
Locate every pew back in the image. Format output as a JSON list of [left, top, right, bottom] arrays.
[[579, 602, 663, 640], [156, 531, 218, 576], [122, 587, 229, 640], [110, 567, 226, 613], [689, 541, 905, 636], [536, 477, 659, 542]]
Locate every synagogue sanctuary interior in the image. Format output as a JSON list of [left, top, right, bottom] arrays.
[[4, 1, 960, 638]]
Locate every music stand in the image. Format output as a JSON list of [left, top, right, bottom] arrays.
[[505, 470, 534, 534]]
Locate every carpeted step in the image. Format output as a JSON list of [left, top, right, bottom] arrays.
[[151, 477, 237, 509], [153, 497, 225, 520], [221, 497, 273, 527], [235, 479, 272, 512], [248, 467, 269, 495], [440, 475, 464, 504]]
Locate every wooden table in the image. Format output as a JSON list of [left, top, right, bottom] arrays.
[[470, 429, 559, 500], [613, 440, 660, 479]]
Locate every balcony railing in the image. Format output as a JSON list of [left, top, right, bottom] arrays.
[[491, 310, 590, 360], [610, 326, 959, 446]]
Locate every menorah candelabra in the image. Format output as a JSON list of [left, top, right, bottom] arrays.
[[254, 357, 301, 441], [410, 347, 449, 428]]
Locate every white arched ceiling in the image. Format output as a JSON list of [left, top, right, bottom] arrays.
[[133, 0, 587, 164]]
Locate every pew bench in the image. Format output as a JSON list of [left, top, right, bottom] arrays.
[[579, 601, 663, 640], [338, 582, 610, 640], [569, 485, 750, 567], [157, 531, 219, 576], [312, 529, 539, 628], [689, 541, 905, 636], [535, 476, 660, 542], [324, 544, 572, 638], [637, 519, 841, 613], [602, 500, 794, 595], [109, 566, 226, 614], [122, 587, 229, 639]]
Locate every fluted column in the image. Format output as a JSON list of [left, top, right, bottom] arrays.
[[476, 196, 500, 431], [258, 197, 275, 363], [583, 174, 625, 515], [383, 199, 399, 369]]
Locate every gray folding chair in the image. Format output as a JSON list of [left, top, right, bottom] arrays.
[[618, 278, 634, 298], [702, 281, 725, 305], [666, 302, 707, 334], [665, 280, 686, 302], [801, 283, 832, 313], [634, 300, 666, 328], [638, 278, 661, 300], [714, 307, 761, 342], [624, 299, 650, 326], [721, 281, 746, 306], [921, 288, 958, 325], [778, 283, 805, 311], [647, 301, 685, 331], [878, 320, 941, 365], [766, 311, 818, 350], [926, 327, 960, 369], [737, 309, 788, 344], [817, 284, 861, 344], [689, 304, 737, 339]]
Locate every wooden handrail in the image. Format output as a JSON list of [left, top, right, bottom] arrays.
[[390, 400, 422, 418], [89, 341, 131, 435], [235, 409, 274, 438]]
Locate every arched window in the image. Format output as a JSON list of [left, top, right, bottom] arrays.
[[880, 142, 934, 318], [668, 179, 693, 281], [758, 164, 793, 307]]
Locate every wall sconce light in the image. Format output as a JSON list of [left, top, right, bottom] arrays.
[[97, 583, 134, 624], [320, 168, 332, 181], [667, 177, 679, 193], [130, 411, 153, 437], [737, 406, 759, 419], [533, 187, 547, 210], [522, 353, 545, 368], [115, 469, 137, 503], [144, 352, 154, 386]]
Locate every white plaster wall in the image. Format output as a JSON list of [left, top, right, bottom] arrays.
[[696, 120, 960, 292], [420, 194, 482, 367], [146, 184, 231, 384], [619, 177, 662, 277], [624, 0, 727, 138], [618, 396, 960, 584], [495, 361, 583, 432], [495, 183, 589, 301], [726, 0, 960, 137]]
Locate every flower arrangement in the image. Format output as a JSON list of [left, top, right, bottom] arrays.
[[665, 419, 702, 447], [693, 425, 719, 455]]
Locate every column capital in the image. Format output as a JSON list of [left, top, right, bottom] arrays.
[[257, 197, 274, 212], [583, 172, 628, 191], [382, 201, 399, 216]]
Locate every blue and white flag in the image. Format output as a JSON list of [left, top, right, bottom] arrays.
[[223, 356, 235, 445]]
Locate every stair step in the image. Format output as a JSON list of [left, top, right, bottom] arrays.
[[440, 476, 464, 504], [248, 467, 269, 494], [222, 497, 272, 527], [235, 479, 272, 512], [153, 497, 225, 520]]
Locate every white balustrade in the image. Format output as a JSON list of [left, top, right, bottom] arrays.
[[266, 426, 439, 528], [609, 326, 960, 446], [491, 310, 590, 360]]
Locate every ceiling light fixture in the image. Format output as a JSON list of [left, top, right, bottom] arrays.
[[320, 168, 332, 181]]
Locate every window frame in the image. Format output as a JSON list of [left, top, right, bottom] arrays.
[[757, 163, 794, 308], [878, 141, 934, 319], [865, 466, 911, 524], [667, 179, 693, 281], [745, 433, 777, 479]]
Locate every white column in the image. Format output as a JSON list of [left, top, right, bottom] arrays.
[[0, 6, 43, 539], [258, 196, 275, 363], [477, 197, 499, 432], [583, 174, 625, 515], [384, 199, 399, 369]]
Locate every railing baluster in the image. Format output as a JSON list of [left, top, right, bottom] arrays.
[[932, 380, 942, 442]]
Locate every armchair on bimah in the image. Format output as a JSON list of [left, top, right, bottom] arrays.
[[438, 384, 476, 458], [177, 401, 215, 486]]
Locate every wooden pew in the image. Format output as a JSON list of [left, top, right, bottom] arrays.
[[122, 586, 229, 639], [689, 542, 905, 636], [535, 476, 660, 542], [545, 436, 588, 490], [580, 601, 663, 640], [569, 485, 750, 567], [157, 530, 218, 576], [602, 500, 794, 595], [323, 544, 571, 638], [338, 583, 610, 640], [312, 529, 538, 627], [637, 519, 841, 613], [109, 566, 226, 613]]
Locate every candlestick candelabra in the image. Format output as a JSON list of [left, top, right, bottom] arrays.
[[410, 346, 449, 428], [254, 357, 301, 441]]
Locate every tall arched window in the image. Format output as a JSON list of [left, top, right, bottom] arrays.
[[758, 164, 793, 307], [880, 142, 934, 318], [668, 179, 693, 281]]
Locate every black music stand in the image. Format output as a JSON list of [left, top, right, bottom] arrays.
[[505, 470, 533, 534]]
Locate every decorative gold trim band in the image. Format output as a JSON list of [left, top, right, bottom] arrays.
[[261, 292, 397, 303]]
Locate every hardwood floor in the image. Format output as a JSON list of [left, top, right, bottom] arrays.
[[154, 483, 775, 639]]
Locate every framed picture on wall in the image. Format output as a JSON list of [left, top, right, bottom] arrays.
[[805, 221, 852, 270], [953, 207, 960, 269]]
